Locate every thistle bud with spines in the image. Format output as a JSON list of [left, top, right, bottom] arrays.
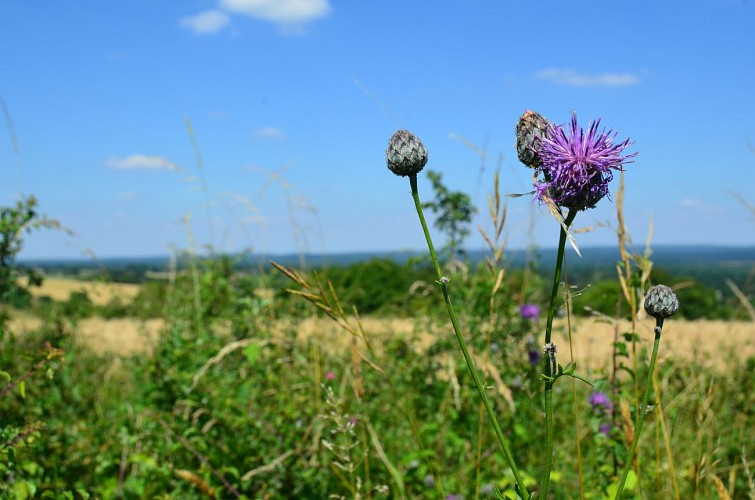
[[386, 129, 428, 177], [516, 110, 551, 168], [644, 284, 679, 320]]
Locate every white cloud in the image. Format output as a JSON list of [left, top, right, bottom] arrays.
[[180, 10, 231, 34], [681, 198, 703, 207], [220, 0, 330, 26], [253, 126, 285, 141], [105, 155, 183, 171], [534, 68, 640, 87]]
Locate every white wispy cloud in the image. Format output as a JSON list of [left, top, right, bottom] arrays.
[[534, 68, 640, 87], [105, 155, 183, 171], [253, 126, 285, 141], [681, 198, 703, 207], [179, 10, 231, 34], [220, 0, 330, 28]]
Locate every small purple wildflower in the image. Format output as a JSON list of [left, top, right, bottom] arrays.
[[528, 348, 542, 367], [325, 371, 335, 380], [520, 303, 540, 320], [599, 423, 611, 436], [588, 391, 613, 411], [535, 113, 636, 211]]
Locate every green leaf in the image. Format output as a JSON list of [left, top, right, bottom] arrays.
[[19, 380, 25, 399], [613, 341, 629, 357], [12, 481, 36, 500], [243, 342, 261, 366], [0, 370, 11, 384], [604, 470, 638, 498], [622, 332, 641, 342]]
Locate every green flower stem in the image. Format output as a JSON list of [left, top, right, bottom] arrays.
[[615, 320, 664, 498], [409, 174, 530, 499], [538, 208, 577, 499]]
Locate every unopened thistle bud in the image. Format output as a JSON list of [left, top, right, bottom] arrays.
[[516, 110, 551, 168], [644, 285, 679, 320], [544, 342, 557, 357], [386, 129, 428, 177]]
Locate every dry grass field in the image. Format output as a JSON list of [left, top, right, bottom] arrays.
[[9, 312, 753, 371], [10, 277, 753, 369], [21, 276, 141, 305], [280, 316, 754, 372]]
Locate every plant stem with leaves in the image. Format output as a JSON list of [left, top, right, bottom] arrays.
[[614, 321, 663, 498], [409, 173, 530, 499], [538, 208, 577, 498]]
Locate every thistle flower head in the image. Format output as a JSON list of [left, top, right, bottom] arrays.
[[516, 110, 552, 168], [386, 129, 428, 177], [644, 284, 680, 320], [535, 113, 636, 211]]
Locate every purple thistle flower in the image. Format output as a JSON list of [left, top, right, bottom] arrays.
[[599, 423, 612, 436], [535, 113, 636, 211], [520, 303, 540, 320], [588, 391, 613, 411]]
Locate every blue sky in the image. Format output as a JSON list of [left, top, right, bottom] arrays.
[[1, 0, 754, 260]]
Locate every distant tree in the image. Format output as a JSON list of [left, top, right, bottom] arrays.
[[421, 170, 477, 262], [0, 195, 62, 309]]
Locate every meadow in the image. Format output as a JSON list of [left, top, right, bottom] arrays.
[[1, 126, 753, 499], [2, 248, 753, 499], [8, 278, 755, 370]]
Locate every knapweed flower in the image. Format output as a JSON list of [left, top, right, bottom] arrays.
[[325, 371, 335, 380], [516, 110, 552, 168], [644, 284, 680, 320], [386, 129, 428, 177], [588, 391, 613, 411], [535, 113, 636, 211], [520, 303, 540, 320], [599, 423, 612, 436]]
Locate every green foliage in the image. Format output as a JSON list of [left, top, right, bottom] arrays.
[[1, 110, 750, 498], [1, 250, 752, 497], [1, 196, 51, 306], [421, 170, 477, 260]]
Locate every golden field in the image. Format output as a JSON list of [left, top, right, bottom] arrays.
[[8, 312, 753, 372], [21, 276, 141, 305], [8, 277, 753, 369]]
